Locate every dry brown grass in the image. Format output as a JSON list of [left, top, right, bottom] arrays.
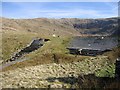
[[103, 47, 120, 63], [2, 53, 88, 72]]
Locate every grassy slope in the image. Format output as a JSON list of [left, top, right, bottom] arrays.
[[2, 29, 89, 71], [1, 17, 120, 88], [2, 18, 119, 67], [2, 28, 75, 61], [2, 17, 79, 62], [2, 30, 40, 60]]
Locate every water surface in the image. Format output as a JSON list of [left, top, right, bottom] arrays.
[[68, 36, 118, 51]]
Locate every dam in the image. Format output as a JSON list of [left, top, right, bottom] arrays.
[[67, 36, 118, 56]]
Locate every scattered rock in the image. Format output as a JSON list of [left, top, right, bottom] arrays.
[[2, 56, 110, 88], [49, 83, 63, 88]]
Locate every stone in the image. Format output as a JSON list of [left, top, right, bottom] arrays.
[[49, 83, 63, 88]]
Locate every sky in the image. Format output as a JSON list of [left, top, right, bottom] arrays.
[[1, 2, 119, 19], [1, 0, 119, 2]]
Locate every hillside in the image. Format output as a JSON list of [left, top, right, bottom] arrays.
[[2, 17, 118, 37], [1, 17, 120, 89], [2, 17, 118, 62], [2, 56, 114, 88]]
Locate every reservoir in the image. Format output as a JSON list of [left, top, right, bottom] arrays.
[[68, 36, 118, 50]]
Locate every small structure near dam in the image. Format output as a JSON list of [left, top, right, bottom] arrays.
[[67, 36, 118, 56]]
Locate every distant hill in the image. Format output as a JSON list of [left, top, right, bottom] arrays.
[[112, 29, 120, 36], [2, 17, 118, 37], [111, 18, 120, 36]]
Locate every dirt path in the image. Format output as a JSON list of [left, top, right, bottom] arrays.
[[0, 57, 30, 71]]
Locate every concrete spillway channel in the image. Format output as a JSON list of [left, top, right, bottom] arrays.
[[0, 38, 50, 71]]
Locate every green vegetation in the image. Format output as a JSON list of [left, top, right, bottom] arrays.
[[2, 30, 40, 60], [2, 29, 73, 63], [1, 17, 120, 89], [95, 64, 115, 77]]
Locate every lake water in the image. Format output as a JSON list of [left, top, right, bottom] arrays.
[[68, 36, 118, 51]]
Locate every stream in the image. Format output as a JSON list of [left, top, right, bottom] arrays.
[[0, 38, 50, 71]]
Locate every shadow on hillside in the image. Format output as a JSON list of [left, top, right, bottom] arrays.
[[78, 74, 120, 89], [46, 76, 78, 85], [46, 58, 120, 88], [46, 74, 120, 89]]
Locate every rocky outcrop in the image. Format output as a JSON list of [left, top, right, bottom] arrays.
[[72, 18, 118, 35]]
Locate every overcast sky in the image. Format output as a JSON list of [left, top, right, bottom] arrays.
[[2, 1, 118, 19]]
